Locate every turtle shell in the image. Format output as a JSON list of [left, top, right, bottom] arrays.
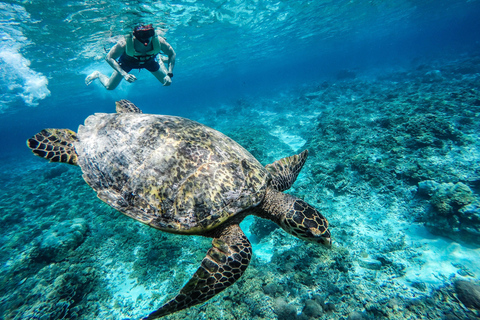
[[76, 112, 270, 234]]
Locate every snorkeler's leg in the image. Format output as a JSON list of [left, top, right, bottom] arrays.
[[85, 70, 122, 89], [85, 71, 101, 85], [100, 71, 124, 90], [86, 71, 123, 90]]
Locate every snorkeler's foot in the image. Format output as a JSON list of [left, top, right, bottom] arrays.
[[85, 71, 100, 85]]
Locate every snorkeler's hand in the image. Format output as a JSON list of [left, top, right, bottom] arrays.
[[124, 73, 137, 83], [163, 75, 172, 86]]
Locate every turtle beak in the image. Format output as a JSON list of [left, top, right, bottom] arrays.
[[303, 227, 332, 247], [319, 236, 332, 248], [315, 228, 332, 248]]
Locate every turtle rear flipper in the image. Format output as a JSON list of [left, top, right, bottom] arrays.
[[27, 129, 78, 165], [266, 149, 308, 192], [115, 99, 143, 113], [142, 224, 252, 319]]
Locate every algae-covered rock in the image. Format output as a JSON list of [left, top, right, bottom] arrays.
[[418, 180, 480, 244], [273, 297, 298, 320], [301, 298, 323, 318], [262, 282, 284, 297], [417, 180, 439, 196], [418, 180, 476, 214], [430, 181, 475, 215], [33, 218, 88, 263], [358, 257, 382, 270], [347, 311, 366, 320]]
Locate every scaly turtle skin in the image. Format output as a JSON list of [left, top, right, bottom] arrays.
[[27, 99, 331, 319]]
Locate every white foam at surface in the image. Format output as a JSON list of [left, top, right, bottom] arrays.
[[0, 3, 50, 108]]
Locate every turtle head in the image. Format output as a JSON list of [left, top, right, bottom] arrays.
[[280, 199, 331, 247]]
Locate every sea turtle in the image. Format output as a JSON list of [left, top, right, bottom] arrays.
[[27, 99, 331, 319]]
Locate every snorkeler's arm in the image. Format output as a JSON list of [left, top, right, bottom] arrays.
[[160, 38, 176, 75], [105, 40, 136, 82]]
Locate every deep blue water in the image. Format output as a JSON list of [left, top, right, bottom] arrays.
[[2, 1, 480, 319]]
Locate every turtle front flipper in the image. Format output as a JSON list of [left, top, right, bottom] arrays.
[[26, 129, 78, 165], [266, 149, 308, 191], [142, 224, 252, 319]]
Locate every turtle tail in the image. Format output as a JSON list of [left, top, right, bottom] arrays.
[[26, 129, 78, 165]]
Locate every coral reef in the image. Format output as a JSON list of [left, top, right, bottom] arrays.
[[418, 180, 480, 243], [32, 218, 88, 263]]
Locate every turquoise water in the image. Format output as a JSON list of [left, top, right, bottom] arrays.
[[2, 0, 480, 319]]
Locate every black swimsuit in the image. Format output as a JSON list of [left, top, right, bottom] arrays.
[[118, 53, 160, 72]]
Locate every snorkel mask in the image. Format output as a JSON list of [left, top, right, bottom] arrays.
[[133, 24, 155, 46]]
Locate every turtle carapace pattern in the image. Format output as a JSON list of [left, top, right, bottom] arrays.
[[26, 99, 331, 319]]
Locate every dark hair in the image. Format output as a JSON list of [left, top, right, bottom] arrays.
[[133, 24, 155, 40]]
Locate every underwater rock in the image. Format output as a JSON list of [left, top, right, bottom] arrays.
[[33, 218, 88, 263], [411, 281, 427, 292], [262, 282, 284, 297], [458, 202, 480, 222], [7, 260, 98, 320], [347, 311, 366, 320], [423, 70, 444, 82], [301, 298, 323, 318], [358, 257, 382, 270], [273, 297, 298, 320], [454, 280, 480, 311], [430, 182, 475, 214], [366, 302, 390, 318], [418, 180, 480, 244], [417, 180, 439, 196], [387, 297, 403, 312]]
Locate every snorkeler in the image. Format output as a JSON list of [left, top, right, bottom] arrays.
[[85, 24, 176, 90]]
